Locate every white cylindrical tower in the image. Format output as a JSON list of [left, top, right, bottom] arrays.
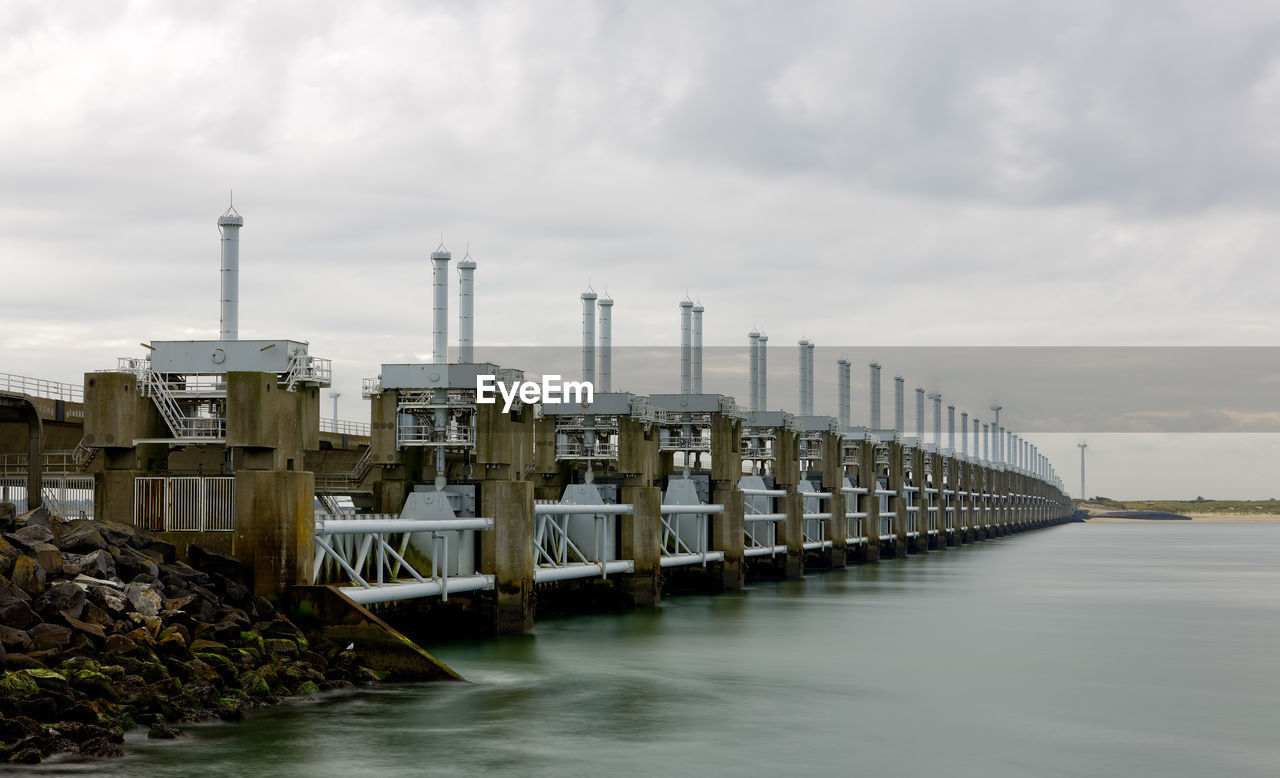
[[759, 334, 768, 410], [915, 387, 925, 441], [798, 339, 811, 416], [581, 289, 597, 385], [837, 359, 851, 429], [458, 254, 476, 364], [869, 363, 881, 429], [894, 376, 905, 434], [680, 299, 694, 394], [990, 406, 1002, 463], [929, 394, 942, 447], [748, 331, 760, 412], [217, 205, 243, 341], [431, 247, 451, 364], [947, 405, 955, 451], [598, 293, 613, 393], [692, 302, 704, 394], [982, 423, 989, 461], [960, 411, 968, 456], [804, 341, 815, 416], [973, 418, 980, 459]]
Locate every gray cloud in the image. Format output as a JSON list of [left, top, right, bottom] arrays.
[[2, 1, 1279, 499]]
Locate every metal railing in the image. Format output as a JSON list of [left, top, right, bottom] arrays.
[[533, 502, 635, 581], [875, 488, 896, 541], [799, 486, 833, 551], [554, 441, 619, 460], [319, 418, 371, 437], [657, 433, 711, 452], [313, 514, 494, 604], [659, 503, 725, 567], [0, 372, 83, 403], [136, 367, 227, 441], [284, 353, 332, 391], [0, 476, 95, 518], [742, 487, 787, 558], [134, 476, 234, 532], [1, 441, 99, 476], [903, 485, 920, 538], [842, 486, 868, 544], [395, 421, 476, 448]]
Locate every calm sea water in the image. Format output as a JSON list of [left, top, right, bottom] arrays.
[[28, 522, 1280, 777]]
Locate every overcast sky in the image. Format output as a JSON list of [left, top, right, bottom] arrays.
[[3, 1, 1279, 499]]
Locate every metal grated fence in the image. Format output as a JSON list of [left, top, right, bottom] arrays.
[[134, 476, 235, 532]]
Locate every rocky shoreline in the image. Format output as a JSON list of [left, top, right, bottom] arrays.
[[0, 504, 382, 765]]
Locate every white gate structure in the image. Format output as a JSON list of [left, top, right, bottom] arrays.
[[925, 485, 940, 539], [842, 481, 869, 547], [798, 481, 833, 552], [903, 485, 920, 540], [313, 514, 494, 604], [659, 477, 724, 568], [533, 501, 634, 582], [133, 476, 234, 532], [659, 503, 725, 568], [943, 486, 956, 536], [876, 483, 896, 541], [740, 482, 787, 558]]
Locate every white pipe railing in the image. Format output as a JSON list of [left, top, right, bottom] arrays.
[[319, 418, 371, 436], [533, 501, 633, 581], [659, 503, 725, 567], [0, 372, 83, 403], [313, 513, 494, 603]]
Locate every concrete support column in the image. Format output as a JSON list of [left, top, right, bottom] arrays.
[[821, 431, 846, 569], [26, 412, 42, 511], [991, 467, 1002, 535], [373, 478, 408, 516], [711, 486, 745, 591], [781, 491, 805, 578], [860, 441, 880, 562], [907, 447, 925, 553], [620, 485, 661, 606], [888, 443, 907, 557], [94, 469, 142, 527], [985, 466, 996, 536], [936, 450, 947, 547], [1015, 474, 1025, 530], [480, 479, 535, 633], [233, 470, 314, 598], [827, 489, 848, 569], [997, 468, 1009, 535]]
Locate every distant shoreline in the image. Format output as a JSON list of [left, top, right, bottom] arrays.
[[1075, 500, 1280, 523], [1087, 512, 1280, 523]]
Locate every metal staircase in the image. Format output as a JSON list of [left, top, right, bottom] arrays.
[[132, 364, 226, 443]]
